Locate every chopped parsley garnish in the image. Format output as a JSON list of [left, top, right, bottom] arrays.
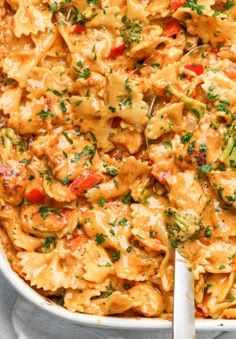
[[88, 0, 99, 4], [217, 187, 224, 200], [181, 132, 193, 144], [163, 140, 172, 149], [122, 192, 132, 204], [109, 229, 115, 236], [151, 63, 160, 69], [204, 226, 212, 238], [89, 130, 97, 142], [111, 251, 120, 261], [124, 78, 132, 94], [76, 100, 82, 106], [171, 239, 179, 248], [47, 89, 63, 97], [108, 105, 116, 113], [98, 197, 105, 207], [200, 143, 207, 152], [36, 110, 54, 120], [219, 264, 226, 270], [74, 63, 91, 79], [43, 236, 56, 250], [127, 245, 132, 253], [99, 282, 116, 298], [225, 190, 236, 203], [187, 140, 196, 154], [183, 0, 205, 15], [198, 164, 212, 173], [212, 11, 221, 17], [60, 101, 67, 113], [48, 3, 59, 12], [226, 293, 236, 301], [71, 145, 95, 163], [63, 150, 68, 158], [20, 159, 30, 166], [95, 233, 105, 245], [72, 6, 87, 24], [38, 169, 53, 182], [119, 217, 128, 225], [39, 206, 61, 220], [205, 283, 213, 290], [63, 131, 73, 144], [224, 0, 234, 9], [113, 179, 119, 188], [28, 174, 35, 180], [206, 85, 219, 101], [149, 228, 155, 238], [120, 97, 132, 108], [121, 16, 143, 47], [216, 101, 232, 116], [178, 73, 186, 80], [106, 167, 118, 176], [61, 176, 70, 185]]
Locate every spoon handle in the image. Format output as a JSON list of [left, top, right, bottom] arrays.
[[173, 250, 196, 339]]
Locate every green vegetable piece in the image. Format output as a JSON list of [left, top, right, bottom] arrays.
[[43, 237, 56, 250], [165, 207, 202, 243], [220, 122, 236, 168], [181, 95, 206, 120]]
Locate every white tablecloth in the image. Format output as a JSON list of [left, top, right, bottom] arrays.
[[0, 272, 234, 339]]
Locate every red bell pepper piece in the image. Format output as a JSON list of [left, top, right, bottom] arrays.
[[185, 64, 204, 75], [109, 44, 126, 59], [163, 19, 181, 37], [69, 169, 101, 195], [74, 24, 85, 34], [170, 0, 187, 10], [111, 117, 121, 128], [26, 189, 45, 203]]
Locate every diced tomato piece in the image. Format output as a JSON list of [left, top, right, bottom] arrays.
[[109, 44, 126, 59], [111, 117, 121, 128], [163, 19, 181, 38], [26, 189, 45, 203], [210, 47, 219, 53], [170, 0, 186, 10], [74, 24, 85, 34], [69, 169, 101, 195], [66, 232, 88, 250], [184, 64, 204, 75]]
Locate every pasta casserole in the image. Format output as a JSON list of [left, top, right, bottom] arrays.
[[0, 0, 236, 319]]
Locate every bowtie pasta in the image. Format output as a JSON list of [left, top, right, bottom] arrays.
[[0, 0, 236, 320]]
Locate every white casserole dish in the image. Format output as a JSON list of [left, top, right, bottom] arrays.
[[0, 245, 235, 332]]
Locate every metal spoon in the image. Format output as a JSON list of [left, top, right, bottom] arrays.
[[145, 96, 196, 339], [173, 250, 196, 339]]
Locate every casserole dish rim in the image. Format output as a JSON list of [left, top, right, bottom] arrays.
[[0, 244, 235, 331]]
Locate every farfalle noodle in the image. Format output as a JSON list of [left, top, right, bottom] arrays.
[[0, 0, 236, 319]]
